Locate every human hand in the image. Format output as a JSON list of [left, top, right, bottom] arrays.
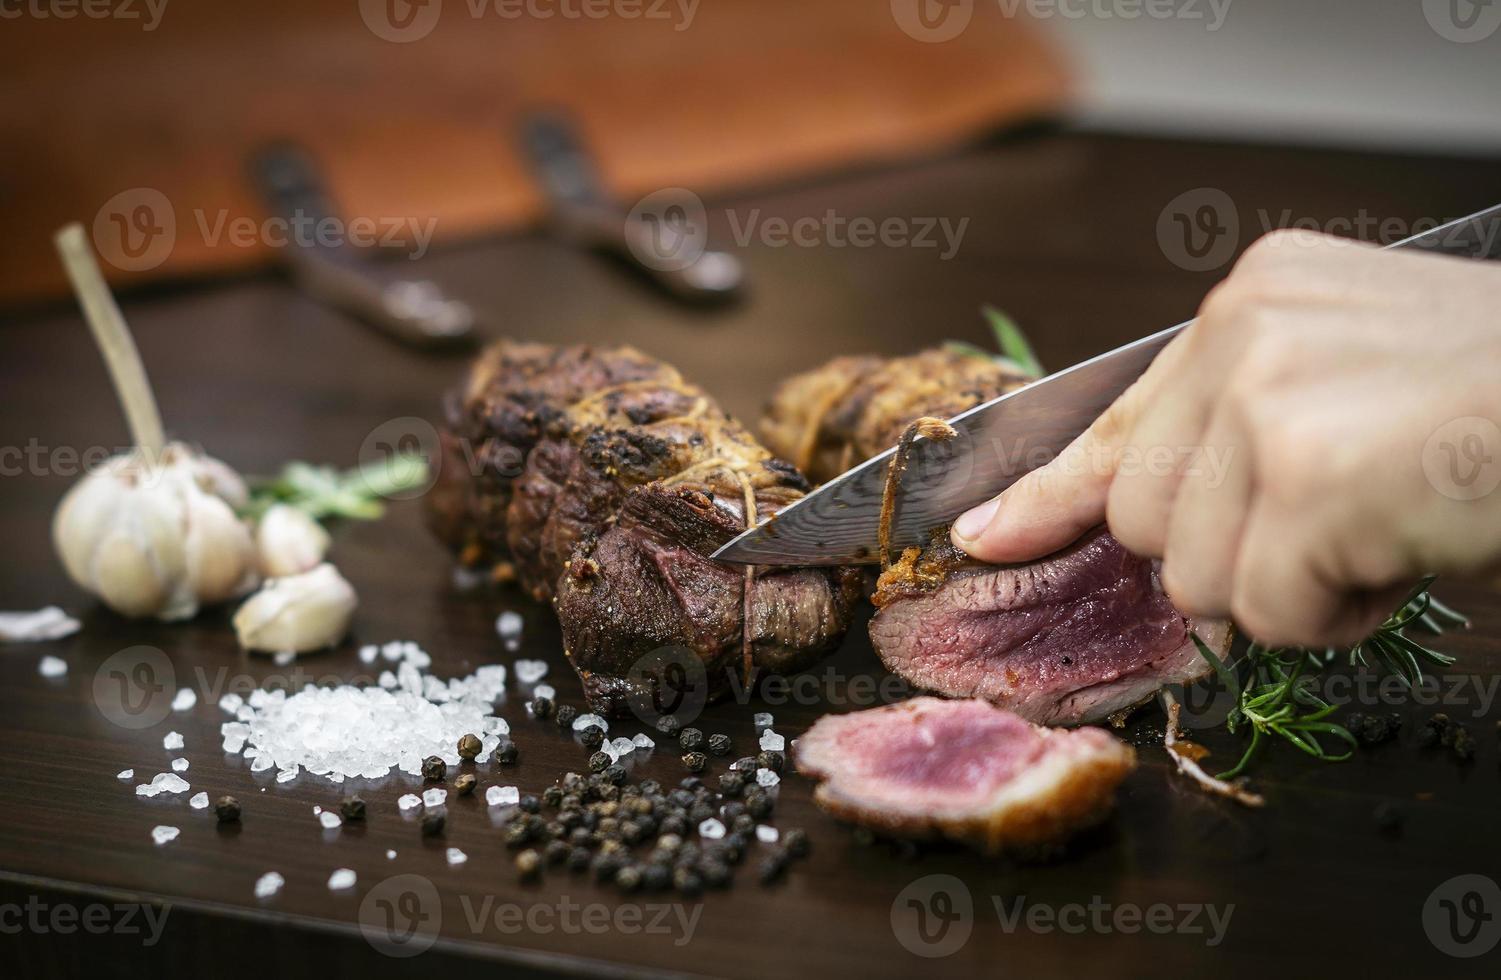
[[951, 230, 1501, 646]]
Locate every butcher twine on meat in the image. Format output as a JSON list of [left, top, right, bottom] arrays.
[[429, 340, 863, 717], [762, 347, 1232, 725]]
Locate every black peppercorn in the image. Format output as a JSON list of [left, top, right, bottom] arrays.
[[592, 852, 625, 882], [639, 779, 661, 795], [672, 867, 704, 896], [588, 751, 611, 773], [518, 794, 541, 813], [660, 815, 688, 837], [339, 795, 367, 821], [454, 773, 477, 796], [214, 795, 241, 823], [681, 751, 707, 773], [604, 764, 628, 785], [505, 820, 533, 848], [655, 715, 682, 736], [544, 839, 570, 865], [730, 814, 755, 835], [783, 828, 810, 858], [745, 789, 773, 819], [542, 785, 564, 807], [688, 802, 715, 824], [530, 696, 554, 720], [555, 704, 578, 728], [567, 846, 592, 872], [718, 772, 746, 797], [758, 848, 790, 884], [457, 733, 482, 760], [707, 733, 732, 756], [643, 864, 671, 891], [699, 860, 731, 889], [496, 740, 519, 764], [1373, 802, 1404, 835], [421, 756, 446, 781], [580, 725, 606, 749], [615, 864, 643, 892], [678, 728, 704, 751], [757, 750, 785, 773], [421, 811, 446, 837], [731, 756, 758, 772], [515, 849, 542, 882]]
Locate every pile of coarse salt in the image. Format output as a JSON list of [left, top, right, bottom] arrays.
[[218, 641, 512, 783]]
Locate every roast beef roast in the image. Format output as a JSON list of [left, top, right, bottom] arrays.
[[430, 340, 862, 716], [762, 347, 1230, 724], [871, 529, 1232, 724], [795, 697, 1136, 853]]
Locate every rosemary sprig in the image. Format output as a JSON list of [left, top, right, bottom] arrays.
[[946, 306, 1045, 378], [242, 453, 429, 522], [1195, 578, 1466, 780]]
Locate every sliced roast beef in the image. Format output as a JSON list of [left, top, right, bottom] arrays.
[[429, 340, 862, 716], [870, 528, 1231, 724], [763, 346, 1231, 725], [795, 697, 1136, 853]]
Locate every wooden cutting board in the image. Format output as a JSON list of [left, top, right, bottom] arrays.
[[0, 0, 1068, 302]]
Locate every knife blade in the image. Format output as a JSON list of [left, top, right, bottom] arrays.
[[714, 202, 1501, 566]]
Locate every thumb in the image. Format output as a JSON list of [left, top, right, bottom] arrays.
[[951, 377, 1148, 563]]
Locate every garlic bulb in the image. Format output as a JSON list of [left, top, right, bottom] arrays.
[[254, 504, 331, 578], [233, 563, 357, 653], [53, 443, 259, 621]]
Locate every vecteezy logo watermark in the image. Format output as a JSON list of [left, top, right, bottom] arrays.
[[361, 0, 698, 41], [1423, 0, 1501, 43], [1157, 187, 1239, 273], [90, 188, 440, 273], [1423, 416, 1501, 502], [994, 895, 1234, 945], [359, 874, 442, 957], [93, 645, 175, 730], [1423, 873, 1501, 958], [625, 188, 711, 273], [93, 188, 176, 273], [459, 894, 703, 946], [725, 210, 969, 261], [624, 646, 710, 728], [999, 0, 1232, 29], [890, 0, 973, 43], [891, 875, 974, 957], [0, 897, 170, 945], [1159, 656, 1240, 730], [0, 0, 168, 31], [359, 416, 443, 500]]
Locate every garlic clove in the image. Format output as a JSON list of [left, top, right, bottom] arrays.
[[89, 526, 171, 618], [233, 563, 357, 653], [193, 452, 250, 510], [254, 504, 331, 578], [184, 489, 259, 609]]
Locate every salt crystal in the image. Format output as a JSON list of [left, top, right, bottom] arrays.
[[486, 785, 519, 806], [319, 811, 342, 830], [273, 650, 296, 666], [759, 730, 785, 752], [534, 683, 555, 701], [163, 731, 185, 751], [171, 688, 197, 711], [422, 788, 447, 807], [151, 825, 179, 845], [327, 868, 356, 891], [276, 767, 298, 783], [698, 818, 726, 839], [496, 611, 524, 641], [358, 644, 378, 664], [483, 717, 510, 736], [756, 768, 781, 788], [313, 806, 323, 815], [190, 792, 209, 810], [632, 733, 655, 751], [254, 872, 284, 899], [117, 768, 134, 781], [250, 755, 273, 773], [756, 825, 779, 843], [140, 772, 189, 796], [218, 693, 243, 714], [171, 758, 189, 772], [611, 736, 635, 757], [572, 713, 608, 733], [38, 655, 68, 678], [386, 849, 397, 860], [753, 712, 774, 733], [446, 847, 467, 866], [514, 659, 548, 684], [377, 670, 398, 689], [397, 794, 422, 812]]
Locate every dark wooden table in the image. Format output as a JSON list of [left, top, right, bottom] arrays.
[[2, 132, 1499, 979]]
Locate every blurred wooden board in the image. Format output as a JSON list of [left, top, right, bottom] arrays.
[[0, 0, 1067, 302]]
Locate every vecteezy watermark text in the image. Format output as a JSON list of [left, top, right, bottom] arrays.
[[359, 0, 699, 43], [0, 897, 170, 946], [0, 0, 167, 30]]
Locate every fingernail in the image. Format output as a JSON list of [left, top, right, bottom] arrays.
[[952, 497, 1001, 543]]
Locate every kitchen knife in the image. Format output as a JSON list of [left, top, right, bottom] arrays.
[[714, 202, 1501, 566]]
